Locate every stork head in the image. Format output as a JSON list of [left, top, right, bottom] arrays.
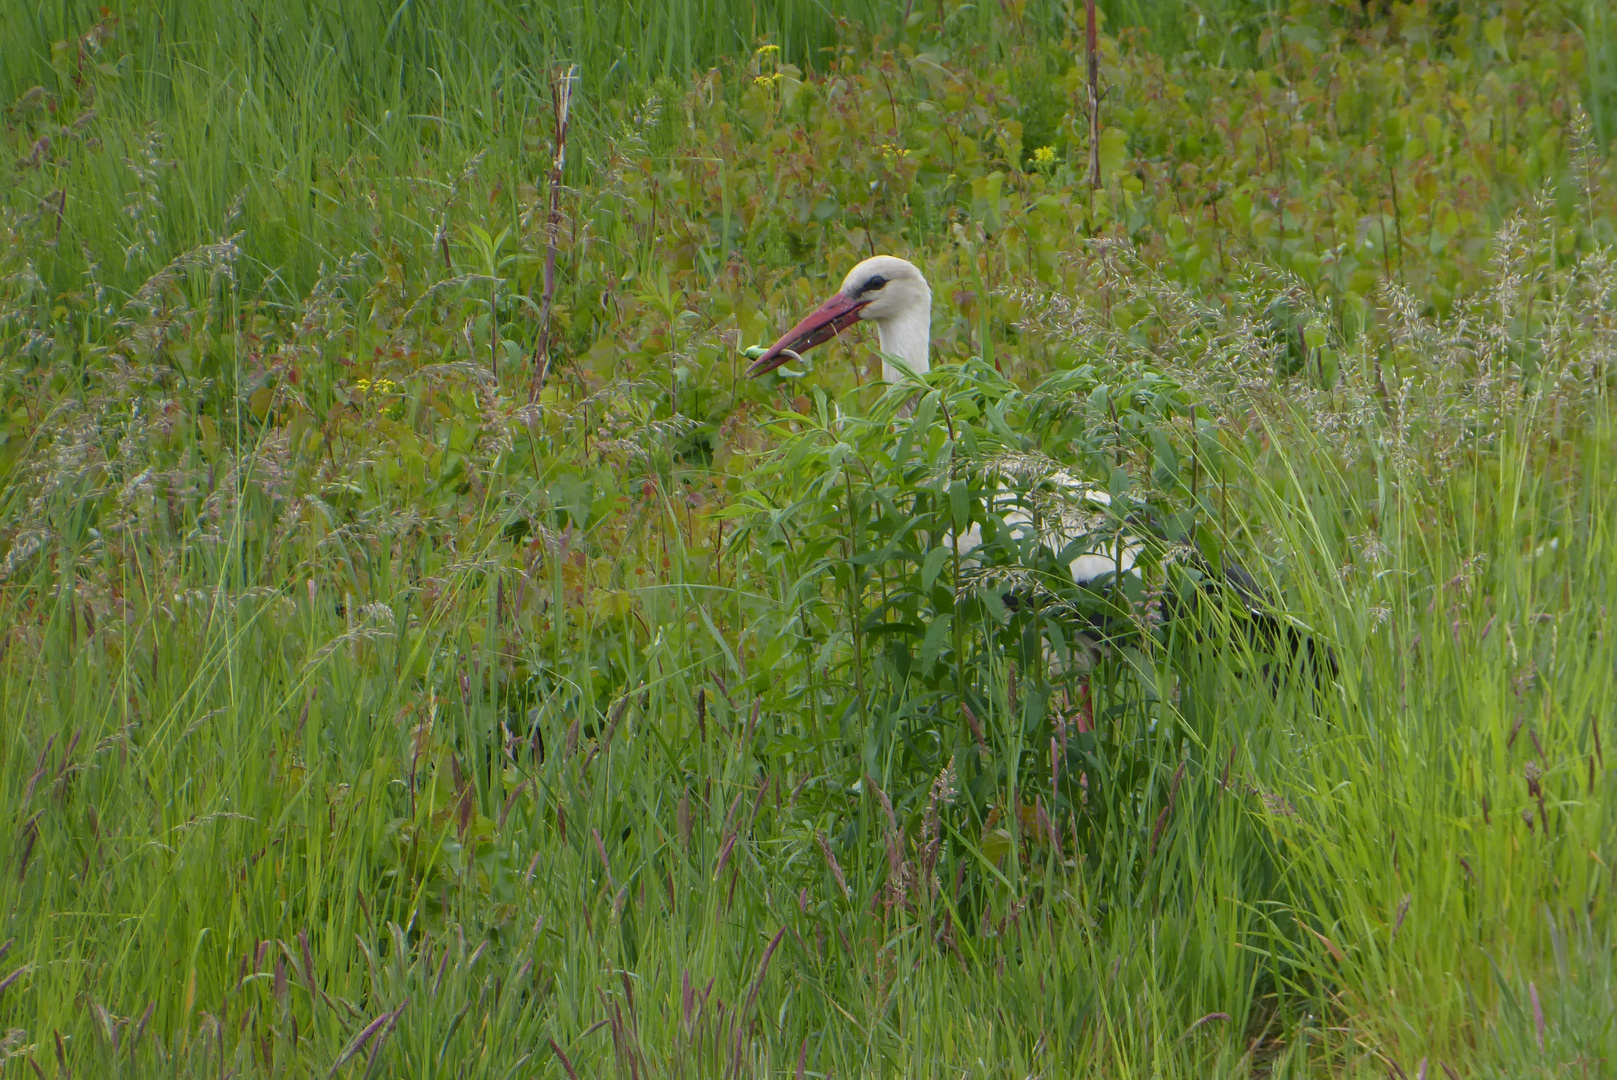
[[746, 255, 932, 378]]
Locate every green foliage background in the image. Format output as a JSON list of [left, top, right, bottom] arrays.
[[1, 0, 1615, 1076]]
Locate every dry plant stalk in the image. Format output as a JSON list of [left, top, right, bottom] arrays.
[[533, 65, 578, 399], [1085, 0, 1101, 190]]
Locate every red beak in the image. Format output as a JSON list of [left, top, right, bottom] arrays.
[[746, 291, 870, 377]]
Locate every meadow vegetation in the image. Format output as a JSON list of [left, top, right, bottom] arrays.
[[1, 0, 1616, 1075]]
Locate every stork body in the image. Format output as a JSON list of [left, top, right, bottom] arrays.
[[951, 473, 1144, 586]]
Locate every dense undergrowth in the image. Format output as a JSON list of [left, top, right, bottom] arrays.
[[1, 0, 1615, 1076]]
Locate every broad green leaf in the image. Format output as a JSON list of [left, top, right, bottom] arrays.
[[1484, 16, 1508, 61], [919, 613, 952, 672], [922, 545, 950, 593], [1099, 127, 1128, 177]]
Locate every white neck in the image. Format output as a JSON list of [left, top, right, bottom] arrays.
[[875, 305, 930, 383]]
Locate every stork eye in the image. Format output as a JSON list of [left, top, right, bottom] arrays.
[[861, 275, 887, 294]]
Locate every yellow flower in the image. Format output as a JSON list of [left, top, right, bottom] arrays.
[[754, 73, 783, 88], [1034, 145, 1057, 165], [754, 44, 780, 56]]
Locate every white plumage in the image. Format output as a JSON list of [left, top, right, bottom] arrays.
[[948, 471, 1143, 586]]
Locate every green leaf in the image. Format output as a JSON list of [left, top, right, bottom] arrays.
[[1099, 127, 1128, 177], [981, 587, 1008, 625], [1484, 16, 1508, 61], [971, 171, 1006, 232], [949, 480, 970, 533], [922, 545, 950, 593], [919, 613, 952, 672], [910, 391, 940, 439], [985, 399, 1020, 446], [980, 828, 1013, 865]]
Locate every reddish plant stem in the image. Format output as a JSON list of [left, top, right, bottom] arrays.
[[533, 65, 576, 400], [1086, 0, 1101, 190]]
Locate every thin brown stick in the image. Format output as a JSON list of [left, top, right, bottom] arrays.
[[533, 65, 577, 400], [1086, 0, 1101, 190]]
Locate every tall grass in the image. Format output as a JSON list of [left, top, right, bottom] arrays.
[[0, 0, 905, 303], [1, 0, 1614, 1076], [1583, 0, 1617, 140], [0, 0, 879, 104], [1, 243, 1611, 1076]]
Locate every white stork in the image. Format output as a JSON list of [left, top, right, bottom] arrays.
[[745, 255, 1335, 680], [746, 255, 1144, 590]]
